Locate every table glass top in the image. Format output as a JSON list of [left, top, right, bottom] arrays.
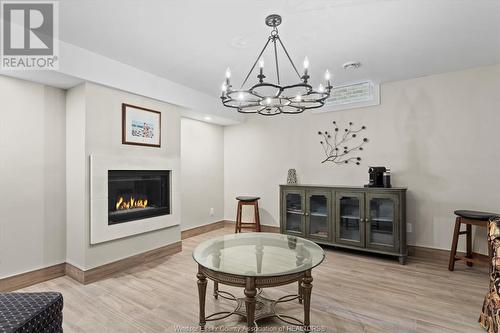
[[192, 233, 325, 277]]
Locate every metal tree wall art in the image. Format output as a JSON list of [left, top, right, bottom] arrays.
[[318, 121, 368, 165]]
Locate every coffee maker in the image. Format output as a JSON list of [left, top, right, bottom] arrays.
[[364, 167, 390, 188]]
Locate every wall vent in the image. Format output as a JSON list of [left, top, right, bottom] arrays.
[[314, 80, 380, 113]]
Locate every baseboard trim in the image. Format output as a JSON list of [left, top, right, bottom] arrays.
[[407, 245, 488, 261], [66, 241, 182, 284], [261, 225, 280, 233], [0, 263, 66, 292], [223, 220, 280, 233], [181, 220, 226, 240], [408, 245, 451, 258], [209, 223, 486, 261], [65, 263, 85, 284], [1, 241, 183, 290]]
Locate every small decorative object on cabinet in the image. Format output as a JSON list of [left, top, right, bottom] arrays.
[[287, 168, 297, 184], [280, 184, 407, 264]]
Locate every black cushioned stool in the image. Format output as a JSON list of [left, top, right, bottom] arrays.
[[448, 210, 498, 271], [235, 196, 261, 233]]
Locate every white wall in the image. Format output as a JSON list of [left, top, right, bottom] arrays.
[[224, 65, 500, 252], [66, 82, 182, 270], [0, 76, 66, 278], [180, 118, 224, 231], [65, 84, 87, 268]]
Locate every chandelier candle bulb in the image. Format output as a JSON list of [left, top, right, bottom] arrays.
[[225, 67, 231, 86], [318, 84, 325, 93], [258, 58, 265, 82], [325, 70, 331, 81], [221, 82, 227, 98], [303, 56, 309, 74], [325, 70, 332, 88]]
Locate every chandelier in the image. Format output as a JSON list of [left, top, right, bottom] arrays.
[[220, 14, 332, 116]]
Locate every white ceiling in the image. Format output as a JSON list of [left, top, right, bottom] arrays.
[[57, 0, 500, 97]]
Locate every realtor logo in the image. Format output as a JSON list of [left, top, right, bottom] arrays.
[[1, 1, 59, 70]]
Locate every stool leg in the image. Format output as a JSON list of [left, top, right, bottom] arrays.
[[466, 224, 473, 267], [448, 217, 461, 271], [254, 201, 261, 232], [238, 202, 243, 233], [235, 201, 241, 233]]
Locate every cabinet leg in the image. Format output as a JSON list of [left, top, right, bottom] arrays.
[[398, 256, 407, 265]]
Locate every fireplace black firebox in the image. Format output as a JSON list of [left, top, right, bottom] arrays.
[[108, 170, 170, 225]]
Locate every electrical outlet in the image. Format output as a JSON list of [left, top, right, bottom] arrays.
[[406, 223, 412, 233], [209, 208, 215, 217]]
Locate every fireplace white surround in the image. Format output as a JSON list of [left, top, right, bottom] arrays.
[[64, 82, 182, 271], [90, 154, 180, 244]]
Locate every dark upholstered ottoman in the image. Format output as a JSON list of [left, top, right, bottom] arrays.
[[0, 292, 63, 333]]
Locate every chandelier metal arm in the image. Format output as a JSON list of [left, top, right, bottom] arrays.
[[240, 37, 272, 89], [273, 38, 280, 85], [276, 37, 301, 80]]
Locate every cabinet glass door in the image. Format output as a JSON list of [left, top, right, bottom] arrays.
[[366, 193, 399, 251], [335, 192, 365, 247], [284, 191, 305, 236], [306, 191, 331, 240]]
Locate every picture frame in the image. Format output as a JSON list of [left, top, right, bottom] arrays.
[[122, 103, 161, 148]]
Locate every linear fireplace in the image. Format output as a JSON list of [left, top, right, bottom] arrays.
[[108, 170, 170, 225]]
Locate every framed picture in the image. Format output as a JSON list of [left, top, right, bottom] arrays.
[[122, 103, 161, 147]]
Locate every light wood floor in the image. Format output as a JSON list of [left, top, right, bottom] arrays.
[[21, 227, 489, 332]]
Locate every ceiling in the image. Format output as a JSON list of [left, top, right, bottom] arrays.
[[58, 0, 500, 97]]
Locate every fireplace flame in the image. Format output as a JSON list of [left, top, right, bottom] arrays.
[[115, 196, 148, 210]]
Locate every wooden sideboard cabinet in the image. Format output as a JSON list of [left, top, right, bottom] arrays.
[[280, 184, 408, 264]]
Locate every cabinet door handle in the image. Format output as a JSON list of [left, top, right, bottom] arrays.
[[305, 212, 310, 216]]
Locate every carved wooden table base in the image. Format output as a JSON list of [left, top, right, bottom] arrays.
[[197, 264, 314, 333]]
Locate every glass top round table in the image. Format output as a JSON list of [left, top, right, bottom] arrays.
[[193, 232, 325, 277]]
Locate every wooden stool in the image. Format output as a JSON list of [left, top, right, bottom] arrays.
[[448, 210, 498, 271], [235, 196, 261, 233]]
